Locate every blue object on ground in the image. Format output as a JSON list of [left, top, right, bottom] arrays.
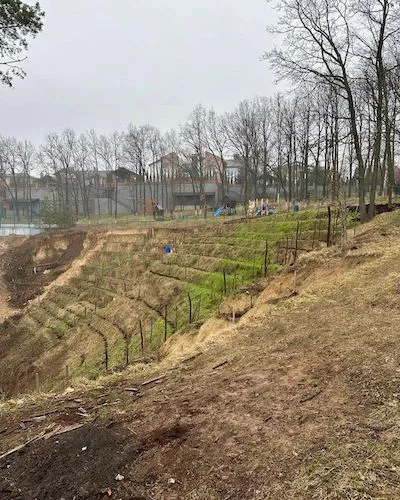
[[164, 245, 172, 254], [214, 207, 224, 217]]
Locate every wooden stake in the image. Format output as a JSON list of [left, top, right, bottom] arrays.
[[294, 222, 300, 263], [264, 240, 269, 277], [284, 237, 289, 265], [188, 293, 192, 323], [327, 206, 332, 247], [223, 268, 227, 296], [164, 305, 168, 342], [139, 320, 144, 358]]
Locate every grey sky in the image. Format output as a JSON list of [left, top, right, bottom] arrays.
[[0, 0, 278, 144]]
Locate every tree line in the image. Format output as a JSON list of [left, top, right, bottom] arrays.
[[2, 0, 400, 221], [266, 0, 400, 220], [1, 78, 398, 221]]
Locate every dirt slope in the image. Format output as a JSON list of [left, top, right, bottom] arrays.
[[1, 230, 87, 307], [1, 215, 400, 498]]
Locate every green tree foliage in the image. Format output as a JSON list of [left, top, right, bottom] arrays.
[[41, 199, 75, 229], [0, 1, 44, 86]]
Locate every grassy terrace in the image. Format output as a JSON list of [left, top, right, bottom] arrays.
[[5, 207, 355, 394]]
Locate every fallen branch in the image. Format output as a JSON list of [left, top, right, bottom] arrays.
[[141, 375, 166, 387], [182, 352, 203, 363], [213, 360, 229, 370], [299, 388, 322, 404], [0, 431, 46, 460], [124, 387, 139, 393], [42, 423, 84, 441], [25, 409, 59, 420]]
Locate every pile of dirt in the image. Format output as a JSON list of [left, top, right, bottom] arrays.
[[2, 230, 87, 307], [0, 425, 130, 499], [0, 423, 189, 499]]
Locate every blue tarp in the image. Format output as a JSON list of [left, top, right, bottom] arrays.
[[214, 207, 224, 217]]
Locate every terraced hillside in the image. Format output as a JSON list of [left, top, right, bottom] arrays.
[[1, 212, 400, 499], [0, 210, 340, 398]]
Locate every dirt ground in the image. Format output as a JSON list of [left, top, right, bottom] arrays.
[[1, 216, 400, 498], [1, 230, 87, 308]]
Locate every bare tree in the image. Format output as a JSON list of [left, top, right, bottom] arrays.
[[16, 140, 36, 222], [180, 105, 208, 213], [265, 0, 368, 218], [205, 109, 229, 203]]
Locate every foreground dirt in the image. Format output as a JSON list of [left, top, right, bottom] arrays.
[[1, 216, 400, 498]]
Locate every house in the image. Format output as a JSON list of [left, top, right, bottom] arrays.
[[225, 155, 242, 183], [37, 174, 56, 188], [4, 173, 40, 189], [1, 198, 41, 218], [148, 152, 180, 181]]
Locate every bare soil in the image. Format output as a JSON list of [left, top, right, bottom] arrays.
[[2, 230, 87, 308]]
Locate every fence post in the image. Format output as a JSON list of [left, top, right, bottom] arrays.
[[223, 269, 227, 296], [327, 206, 332, 247], [284, 237, 289, 265], [188, 293, 192, 323], [139, 320, 144, 358], [164, 305, 168, 342], [264, 240, 269, 277], [294, 221, 300, 263], [104, 338, 109, 371]]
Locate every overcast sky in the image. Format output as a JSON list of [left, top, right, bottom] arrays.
[[0, 0, 279, 145]]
